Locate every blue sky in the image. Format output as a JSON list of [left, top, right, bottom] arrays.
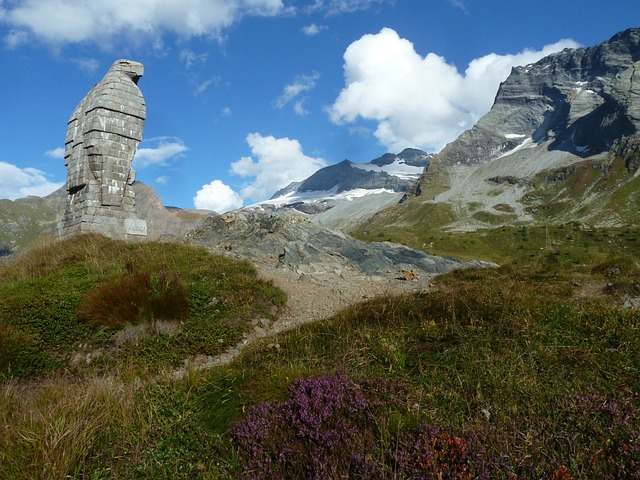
[[0, 0, 637, 211]]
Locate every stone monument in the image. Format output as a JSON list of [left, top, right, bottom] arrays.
[[57, 59, 147, 240]]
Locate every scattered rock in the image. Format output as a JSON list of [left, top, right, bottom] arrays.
[[401, 269, 419, 281], [623, 297, 640, 309]]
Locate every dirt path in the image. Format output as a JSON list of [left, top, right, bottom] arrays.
[[171, 255, 435, 378]]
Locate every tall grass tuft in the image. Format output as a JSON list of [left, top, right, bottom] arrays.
[[77, 265, 190, 328], [0, 376, 137, 479]]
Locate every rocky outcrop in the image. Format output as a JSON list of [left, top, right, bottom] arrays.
[[57, 59, 148, 240], [187, 209, 490, 276], [371, 148, 432, 168], [431, 28, 640, 171]]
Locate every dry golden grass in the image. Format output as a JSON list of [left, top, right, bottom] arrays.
[[0, 374, 140, 479]]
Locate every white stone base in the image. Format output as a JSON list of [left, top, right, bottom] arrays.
[[124, 218, 148, 236]]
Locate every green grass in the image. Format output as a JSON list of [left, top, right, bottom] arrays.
[[0, 198, 59, 255], [191, 253, 639, 477], [1, 230, 640, 478], [0, 234, 286, 380], [355, 223, 640, 265]]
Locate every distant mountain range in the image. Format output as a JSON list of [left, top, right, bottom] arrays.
[[271, 147, 431, 199], [3, 28, 640, 255], [250, 148, 431, 229]]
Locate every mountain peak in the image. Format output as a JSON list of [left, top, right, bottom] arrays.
[[398, 27, 640, 230]]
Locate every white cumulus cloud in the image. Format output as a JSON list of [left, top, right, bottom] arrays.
[[194, 133, 327, 209], [328, 27, 580, 152], [0, 161, 63, 199], [193, 179, 243, 212], [1, 0, 286, 47], [134, 137, 188, 168], [231, 133, 327, 203]]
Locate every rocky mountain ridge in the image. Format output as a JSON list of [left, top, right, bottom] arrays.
[[385, 27, 640, 231], [258, 148, 431, 229], [272, 148, 430, 199]]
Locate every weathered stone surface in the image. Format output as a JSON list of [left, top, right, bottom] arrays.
[[187, 209, 492, 276], [429, 28, 640, 171], [57, 59, 147, 240]]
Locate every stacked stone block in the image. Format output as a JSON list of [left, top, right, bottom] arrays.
[[57, 59, 147, 240]]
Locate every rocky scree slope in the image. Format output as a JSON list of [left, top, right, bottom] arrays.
[[393, 27, 640, 231]]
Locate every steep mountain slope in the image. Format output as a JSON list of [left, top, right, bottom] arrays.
[[363, 28, 640, 235]]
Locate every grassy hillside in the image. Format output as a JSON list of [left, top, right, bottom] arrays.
[[357, 140, 640, 241], [0, 234, 286, 380], [1, 232, 639, 478], [0, 197, 59, 255], [355, 222, 640, 265]]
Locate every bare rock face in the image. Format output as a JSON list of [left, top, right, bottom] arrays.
[[400, 28, 640, 229], [187, 209, 490, 276], [437, 28, 640, 168], [57, 59, 147, 240]]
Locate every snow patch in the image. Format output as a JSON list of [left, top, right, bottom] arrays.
[[504, 133, 526, 139], [351, 160, 424, 179], [497, 137, 535, 159], [258, 187, 396, 208]]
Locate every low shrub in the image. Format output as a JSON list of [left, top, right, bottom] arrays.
[[230, 373, 406, 479], [229, 372, 510, 479], [77, 267, 189, 328]]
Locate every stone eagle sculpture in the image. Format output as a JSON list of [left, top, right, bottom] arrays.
[[57, 59, 147, 239]]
